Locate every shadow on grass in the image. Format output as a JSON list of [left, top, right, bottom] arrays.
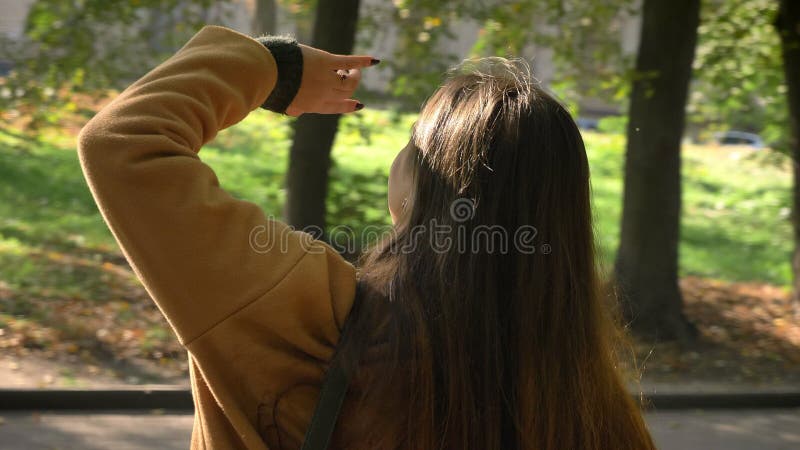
[[0, 135, 112, 251]]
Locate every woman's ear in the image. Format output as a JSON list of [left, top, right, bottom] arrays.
[[388, 143, 415, 223]]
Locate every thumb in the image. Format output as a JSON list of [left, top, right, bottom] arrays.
[[329, 54, 380, 70]]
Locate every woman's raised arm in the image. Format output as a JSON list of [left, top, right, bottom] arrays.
[[77, 25, 370, 346]]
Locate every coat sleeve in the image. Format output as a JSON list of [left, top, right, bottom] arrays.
[[77, 25, 354, 347]]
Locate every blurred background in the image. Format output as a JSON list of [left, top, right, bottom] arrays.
[[0, 0, 798, 448]]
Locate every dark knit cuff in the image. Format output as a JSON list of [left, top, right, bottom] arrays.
[[256, 35, 304, 114]]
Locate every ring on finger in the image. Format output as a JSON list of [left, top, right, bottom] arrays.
[[336, 69, 348, 84]]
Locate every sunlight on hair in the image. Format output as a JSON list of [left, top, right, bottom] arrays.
[[447, 56, 539, 95], [412, 56, 545, 196]]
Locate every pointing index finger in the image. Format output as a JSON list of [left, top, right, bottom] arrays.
[[329, 55, 380, 70]]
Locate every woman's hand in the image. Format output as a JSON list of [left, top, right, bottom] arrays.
[[285, 45, 378, 117]]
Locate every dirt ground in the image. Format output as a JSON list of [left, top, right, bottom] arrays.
[[1, 275, 798, 390]]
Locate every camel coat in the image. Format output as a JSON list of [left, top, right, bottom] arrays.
[[78, 25, 359, 449]]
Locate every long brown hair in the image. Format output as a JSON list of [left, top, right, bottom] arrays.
[[332, 58, 655, 450]]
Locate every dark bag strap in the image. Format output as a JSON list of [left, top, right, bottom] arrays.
[[300, 282, 363, 450]]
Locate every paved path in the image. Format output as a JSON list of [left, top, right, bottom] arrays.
[[648, 409, 800, 450], [0, 409, 799, 449]]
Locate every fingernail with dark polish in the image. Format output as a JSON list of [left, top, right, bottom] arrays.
[[370, 58, 381, 66], [355, 102, 365, 111]]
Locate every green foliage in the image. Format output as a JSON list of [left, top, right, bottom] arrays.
[[4, 0, 643, 118], [468, 0, 637, 110], [0, 0, 229, 125], [355, 0, 639, 110], [358, 0, 462, 109], [275, 0, 316, 41], [689, 0, 789, 150]]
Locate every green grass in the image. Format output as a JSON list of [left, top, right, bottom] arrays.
[[679, 147, 792, 283], [0, 109, 793, 380], [584, 133, 793, 284], [0, 108, 793, 306], [203, 107, 415, 243]]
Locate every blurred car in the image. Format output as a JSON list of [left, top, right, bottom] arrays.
[[0, 60, 11, 76], [576, 117, 599, 131], [713, 130, 764, 149]]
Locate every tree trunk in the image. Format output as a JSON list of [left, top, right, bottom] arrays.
[[614, 0, 701, 341], [284, 0, 361, 238], [775, 0, 800, 310], [252, 0, 277, 36]]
